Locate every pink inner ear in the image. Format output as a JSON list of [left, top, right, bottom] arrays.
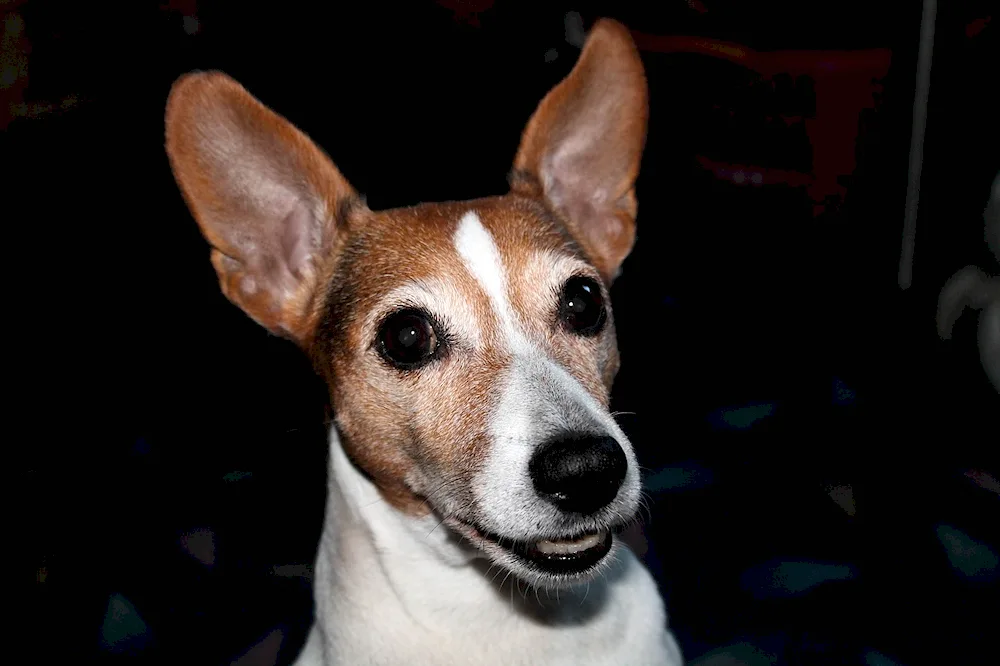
[[280, 199, 316, 281]]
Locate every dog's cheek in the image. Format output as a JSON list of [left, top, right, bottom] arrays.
[[601, 337, 621, 392], [328, 365, 430, 508], [548, 333, 615, 408], [409, 357, 501, 487]]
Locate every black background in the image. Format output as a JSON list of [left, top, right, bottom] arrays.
[[11, 1, 998, 664]]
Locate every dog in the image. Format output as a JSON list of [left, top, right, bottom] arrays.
[[165, 18, 683, 666]]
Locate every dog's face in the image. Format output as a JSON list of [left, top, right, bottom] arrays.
[[165, 19, 648, 587], [312, 197, 642, 585]]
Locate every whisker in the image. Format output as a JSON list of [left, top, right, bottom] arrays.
[[359, 496, 387, 510], [425, 515, 448, 539], [500, 569, 513, 593]]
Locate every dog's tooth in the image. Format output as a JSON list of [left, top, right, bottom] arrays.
[[535, 531, 604, 555]]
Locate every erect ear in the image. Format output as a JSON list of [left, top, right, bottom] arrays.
[[511, 19, 648, 282], [165, 71, 358, 345]]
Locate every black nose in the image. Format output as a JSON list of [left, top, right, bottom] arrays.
[[528, 434, 628, 515]]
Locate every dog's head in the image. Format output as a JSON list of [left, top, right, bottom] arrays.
[[165, 19, 648, 587]]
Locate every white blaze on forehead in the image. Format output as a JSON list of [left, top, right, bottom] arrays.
[[453, 211, 528, 350], [451, 210, 629, 436], [453, 209, 642, 539]]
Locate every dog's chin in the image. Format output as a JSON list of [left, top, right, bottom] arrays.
[[444, 517, 620, 588]]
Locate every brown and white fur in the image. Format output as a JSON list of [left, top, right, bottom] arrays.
[[164, 18, 683, 666]]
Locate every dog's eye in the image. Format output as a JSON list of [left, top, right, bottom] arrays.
[[559, 276, 606, 336], [378, 309, 440, 370]]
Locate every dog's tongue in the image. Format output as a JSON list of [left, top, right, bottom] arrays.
[[535, 531, 604, 555]]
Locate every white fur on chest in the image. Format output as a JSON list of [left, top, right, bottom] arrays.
[[292, 432, 683, 666]]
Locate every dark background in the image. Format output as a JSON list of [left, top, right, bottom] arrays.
[[11, 1, 998, 664]]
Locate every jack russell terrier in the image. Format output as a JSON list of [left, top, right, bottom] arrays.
[[165, 18, 683, 666]]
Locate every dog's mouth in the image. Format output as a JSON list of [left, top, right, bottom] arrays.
[[447, 519, 615, 576]]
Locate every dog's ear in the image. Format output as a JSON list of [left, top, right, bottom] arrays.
[[512, 19, 648, 281], [165, 71, 357, 344]]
